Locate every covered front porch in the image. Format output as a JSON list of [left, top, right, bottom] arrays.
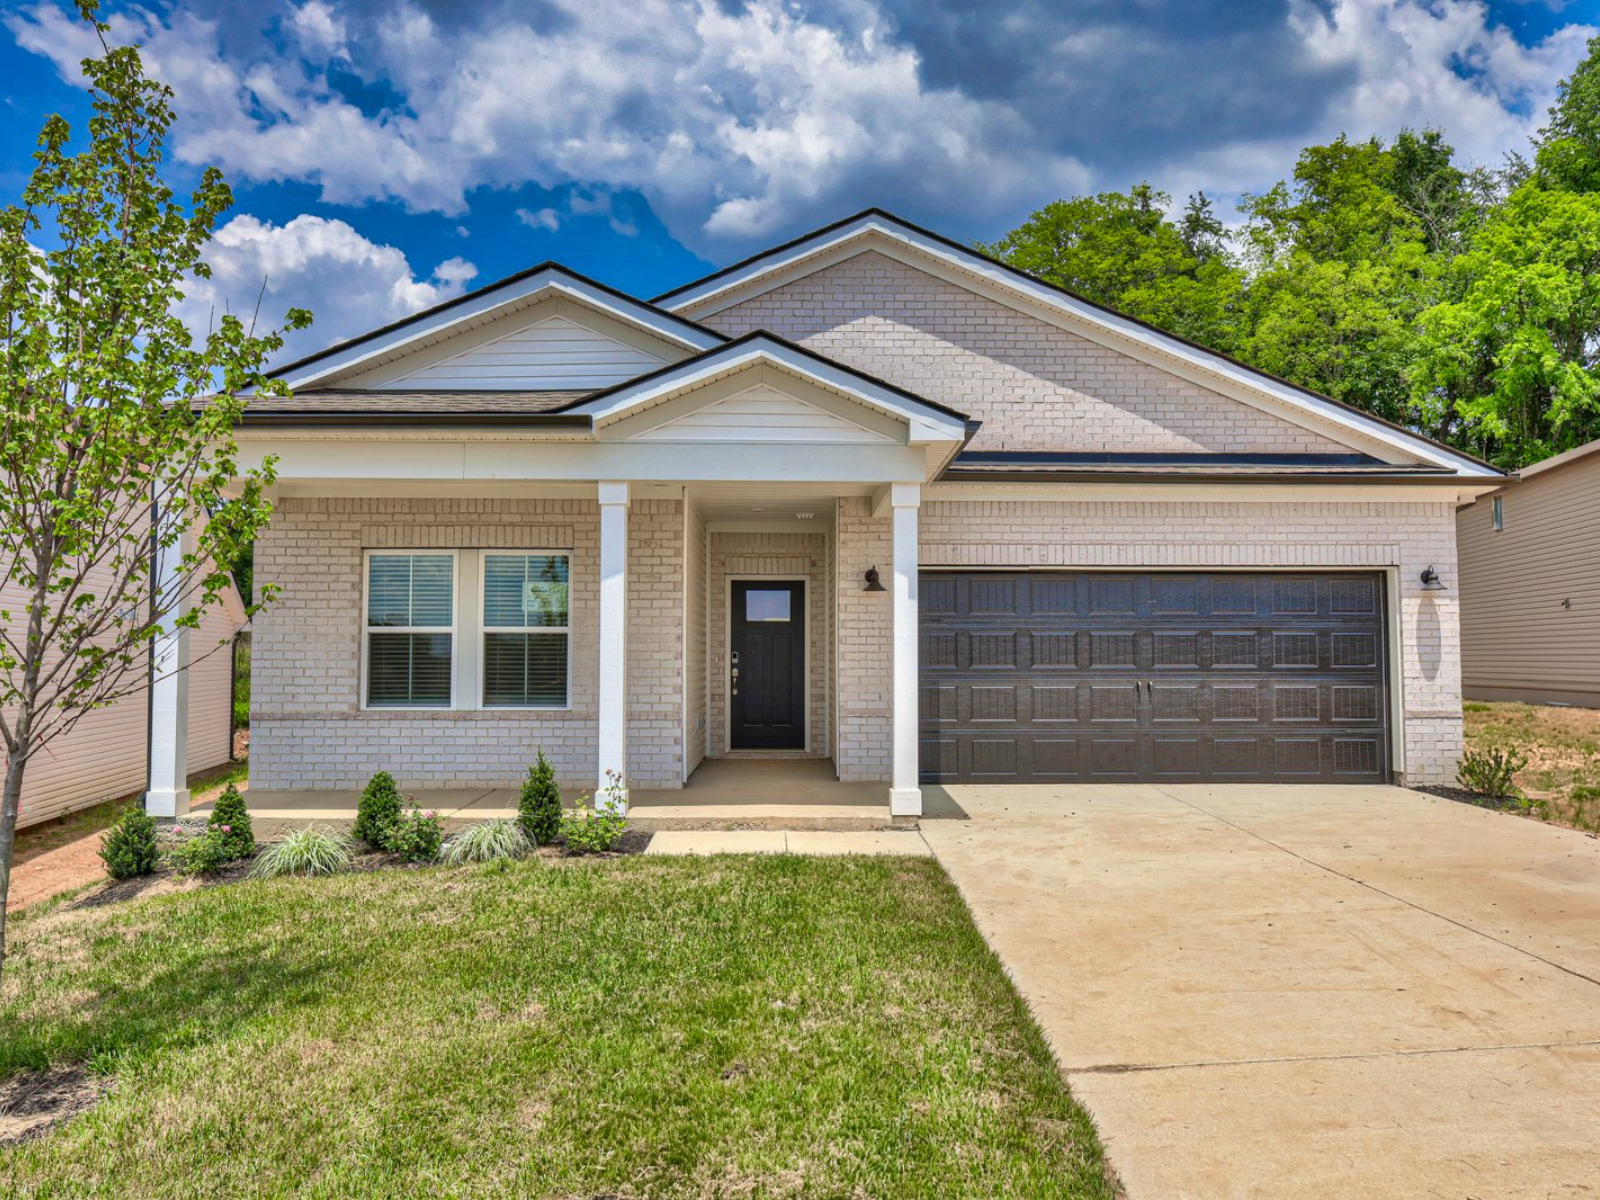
[[208, 757, 955, 833], [145, 333, 970, 821]]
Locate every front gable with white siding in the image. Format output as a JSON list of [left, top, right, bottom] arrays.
[[159, 209, 1506, 822]]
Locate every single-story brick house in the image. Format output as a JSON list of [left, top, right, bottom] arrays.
[[146, 210, 1504, 818]]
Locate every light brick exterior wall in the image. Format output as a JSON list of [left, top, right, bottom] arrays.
[[707, 531, 830, 758], [915, 497, 1463, 785], [626, 499, 686, 788], [704, 251, 1349, 456], [253, 496, 684, 791], [835, 499, 892, 781]]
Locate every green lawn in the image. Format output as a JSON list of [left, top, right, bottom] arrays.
[[0, 855, 1113, 1198]]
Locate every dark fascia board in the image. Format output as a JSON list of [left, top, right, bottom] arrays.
[[656, 207, 1507, 478], [266, 262, 728, 381], [939, 468, 1477, 485], [231, 411, 594, 429], [952, 451, 1396, 467], [543, 328, 973, 423]]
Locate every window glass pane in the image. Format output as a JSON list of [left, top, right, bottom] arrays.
[[483, 632, 568, 707], [484, 554, 569, 628], [367, 632, 452, 707], [745, 589, 791, 622], [367, 553, 453, 627]]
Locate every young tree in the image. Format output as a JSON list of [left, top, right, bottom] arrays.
[[0, 5, 308, 982]]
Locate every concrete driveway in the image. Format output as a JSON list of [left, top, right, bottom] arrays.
[[921, 784, 1600, 1198]]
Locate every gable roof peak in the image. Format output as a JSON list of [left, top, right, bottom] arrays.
[[267, 259, 726, 391]]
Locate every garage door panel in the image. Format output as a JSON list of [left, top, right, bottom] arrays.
[[920, 571, 1390, 785]]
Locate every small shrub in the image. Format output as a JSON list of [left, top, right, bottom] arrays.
[[1457, 746, 1527, 798], [441, 819, 533, 866], [354, 771, 402, 849], [560, 803, 628, 854], [250, 827, 352, 879], [99, 806, 159, 880], [207, 784, 255, 859], [167, 830, 233, 876], [390, 807, 444, 863], [517, 751, 563, 847]]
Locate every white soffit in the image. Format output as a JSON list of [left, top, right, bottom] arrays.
[[271, 269, 724, 391], [659, 213, 1500, 478]]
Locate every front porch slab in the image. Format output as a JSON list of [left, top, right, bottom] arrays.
[[630, 758, 895, 831]]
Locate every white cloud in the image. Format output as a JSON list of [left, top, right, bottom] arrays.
[[3, 0, 1088, 249], [178, 214, 477, 360], [4, 0, 1594, 254], [288, 0, 348, 60], [1160, 0, 1595, 210], [515, 206, 560, 232]]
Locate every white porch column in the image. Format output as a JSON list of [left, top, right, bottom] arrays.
[[889, 482, 922, 817], [145, 514, 193, 818], [596, 481, 630, 812]]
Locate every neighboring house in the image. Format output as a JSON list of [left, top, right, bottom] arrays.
[[2, 555, 244, 829], [1457, 439, 1600, 707], [154, 210, 1504, 818]]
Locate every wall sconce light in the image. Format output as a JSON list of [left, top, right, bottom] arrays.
[[863, 566, 887, 593], [1420, 566, 1446, 591]]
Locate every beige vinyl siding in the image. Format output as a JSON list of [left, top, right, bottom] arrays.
[[381, 313, 665, 390], [1458, 456, 1600, 705], [2, 579, 241, 830]]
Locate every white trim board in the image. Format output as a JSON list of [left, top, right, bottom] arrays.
[[660, 213, 1499, 478]]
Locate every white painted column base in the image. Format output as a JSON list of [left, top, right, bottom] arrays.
[[145, 787, 193, 820], [889, 482, 922, 818], [889, 787, 922, 817]]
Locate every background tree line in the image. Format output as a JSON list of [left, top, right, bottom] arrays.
[[983, 36, 1600, 470]]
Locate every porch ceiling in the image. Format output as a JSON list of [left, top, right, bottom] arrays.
[[690, 481, 873, 526]]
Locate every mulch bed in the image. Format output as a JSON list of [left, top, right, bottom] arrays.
[[0, 1067, 109, 1146], [62, 828, 652, 912], [1413, 784, 1530, 813]]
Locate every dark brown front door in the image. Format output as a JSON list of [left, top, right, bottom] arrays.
[[919, 571, 1391, 784], [731, 581, 806, 750]]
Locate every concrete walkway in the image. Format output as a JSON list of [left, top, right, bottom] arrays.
[[644, 829, 929, 855], [921, 783, 1600, 1198]]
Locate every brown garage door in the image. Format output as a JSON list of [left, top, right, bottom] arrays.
[[919, 571, 1391, 784]]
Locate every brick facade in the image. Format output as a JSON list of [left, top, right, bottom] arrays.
[[253, 496, 684, 791], [705, 251, 1350, 456]]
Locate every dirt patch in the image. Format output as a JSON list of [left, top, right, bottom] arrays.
[[0, 1067, 108, 1146]]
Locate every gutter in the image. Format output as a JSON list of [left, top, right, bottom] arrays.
[[228, 412, 595, 430]]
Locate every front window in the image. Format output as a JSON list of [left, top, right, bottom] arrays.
[[365, 552, 455, 708], [482, 553, 570, 707]]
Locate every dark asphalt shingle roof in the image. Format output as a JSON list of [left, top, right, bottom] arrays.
[[195, 389, 596, 416]]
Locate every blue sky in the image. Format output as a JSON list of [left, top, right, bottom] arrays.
[[2, 0, 1596, 362]]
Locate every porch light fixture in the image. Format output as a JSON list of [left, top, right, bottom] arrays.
[[1420, 566, 1445, 591], [863, 566, 887, 593]]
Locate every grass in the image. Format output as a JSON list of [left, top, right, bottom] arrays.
[[0, 855, 1113, 1199], [1463, 701, 1600, 833], [13, 760, 250, 867]]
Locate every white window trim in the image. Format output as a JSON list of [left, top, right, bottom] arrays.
[[361, 549, 460, 712], [478, 549, 574, 711], [1491, 494, 1504, 531]]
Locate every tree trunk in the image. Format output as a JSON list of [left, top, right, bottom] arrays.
[[0, 700, 34, 995]]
